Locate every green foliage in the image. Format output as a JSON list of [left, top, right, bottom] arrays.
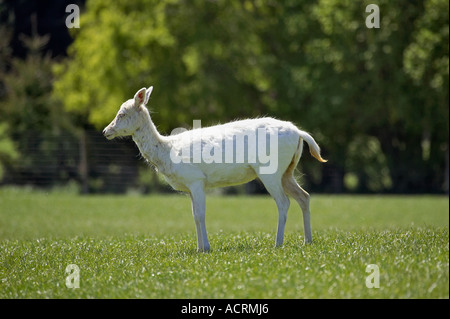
[[345, 135, 392, 192], [53, 0, 180, 131], [403, 0, 449, 155], [1, 38, 66, 137], [0, 123, 19, 180], [0, 28, 79, 186], [404, 0, 449, 92], [52, 0, 449, 193]]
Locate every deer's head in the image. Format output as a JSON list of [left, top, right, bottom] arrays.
[[103, 86, 153, 140]]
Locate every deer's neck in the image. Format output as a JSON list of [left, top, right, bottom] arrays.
[[132, 114, 169, 171]]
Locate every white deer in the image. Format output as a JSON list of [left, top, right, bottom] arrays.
[[103, 86, 327, 251]]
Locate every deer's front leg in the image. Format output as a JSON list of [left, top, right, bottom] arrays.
[[189, 182, 210, 252]]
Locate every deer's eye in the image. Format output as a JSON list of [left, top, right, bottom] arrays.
[[117, 113, 126, 119]]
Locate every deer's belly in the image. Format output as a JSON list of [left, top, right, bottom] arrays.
[[202, 164, 257, 188]]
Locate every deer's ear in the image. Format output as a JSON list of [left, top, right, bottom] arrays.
[[134, 88, 147, 106], [144, 86, 153, 105]]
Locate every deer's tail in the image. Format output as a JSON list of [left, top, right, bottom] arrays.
[[298, 130, 327, 163]]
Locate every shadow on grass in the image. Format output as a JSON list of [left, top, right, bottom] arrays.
[[161, 232, 312, 255]]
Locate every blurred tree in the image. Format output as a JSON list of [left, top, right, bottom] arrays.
[[54, 0, 272, 132], [292, 0, 448, 193], [0, 24, 19, 180], [0, 17, 79, 187], [0, 123, 19, 181], [404, 0, 449, 193], [1, 0, 86, 59], [53, 0, 449, 193]]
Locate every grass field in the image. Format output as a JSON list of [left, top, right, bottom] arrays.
[[0, 188, 448, 299]]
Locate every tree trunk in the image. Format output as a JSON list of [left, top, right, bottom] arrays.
[[79, 128, 89, 194]]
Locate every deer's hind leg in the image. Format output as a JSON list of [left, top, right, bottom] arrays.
[[282, 171, 312, 244], [257, 173, 291, 247]]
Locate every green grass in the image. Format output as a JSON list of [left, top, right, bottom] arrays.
[[0, 188, 448, 298]]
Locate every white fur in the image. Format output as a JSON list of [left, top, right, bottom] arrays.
[[103, 87, 327, 251]]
